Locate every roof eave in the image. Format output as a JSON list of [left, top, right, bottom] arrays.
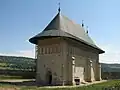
[[99, 50, 105, 54], [29, 36, 105, 54], [29, 36, 61, 44]]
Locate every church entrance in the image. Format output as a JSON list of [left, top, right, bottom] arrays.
[[46, 71, 52, 85]]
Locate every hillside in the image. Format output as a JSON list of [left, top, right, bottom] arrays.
[[101, 63, 120, 72], [0, 55, 119, 72], [0, 55, 36, 71]]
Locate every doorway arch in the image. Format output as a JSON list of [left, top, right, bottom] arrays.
[[46, 70, 52, 85]]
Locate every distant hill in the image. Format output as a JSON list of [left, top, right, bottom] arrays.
[[0, 55, 36, 71], [101, 63, 120, 72], [0, 55, 119, 72]]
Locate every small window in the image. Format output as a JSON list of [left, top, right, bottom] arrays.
[[50, 47, 52, 54], [48, 47, 50, 54], [41, 48, 43, 54], [43, 48, 45, 54], [45, 47, 47, 54], [47, 47, 49, 54]]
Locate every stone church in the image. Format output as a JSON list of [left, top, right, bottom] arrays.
[[29, 9, 105, 85]]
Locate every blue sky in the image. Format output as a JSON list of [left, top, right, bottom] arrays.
[[0, 0, 120, 63]]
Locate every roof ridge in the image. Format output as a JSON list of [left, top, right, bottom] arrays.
[[44, 13, 61, 31]]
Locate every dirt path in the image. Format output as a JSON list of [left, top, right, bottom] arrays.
[[0, 87, 19, 90], [39, 80, 108, 88], [0, 79, 107, 89]]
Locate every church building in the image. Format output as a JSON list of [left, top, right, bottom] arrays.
[[29, 9, 105, 85]]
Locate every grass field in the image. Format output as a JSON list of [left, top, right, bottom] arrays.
[[0, 80, 120, 90]]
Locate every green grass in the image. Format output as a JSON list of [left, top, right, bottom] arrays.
[[0, 80, 120, 90], [0, 62, 8, 67]]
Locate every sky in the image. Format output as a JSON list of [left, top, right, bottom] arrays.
[[0, 0, 120, 63]]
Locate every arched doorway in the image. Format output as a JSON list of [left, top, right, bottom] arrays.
[[46, 71, 52, 85]]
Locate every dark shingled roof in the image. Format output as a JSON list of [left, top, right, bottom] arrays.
[[29, 12, 105, 54]]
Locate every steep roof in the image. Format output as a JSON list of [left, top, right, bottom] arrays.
[[29, 12, 104, 54]]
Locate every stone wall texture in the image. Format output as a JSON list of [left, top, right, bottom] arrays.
[[36, 37, 101, 85]]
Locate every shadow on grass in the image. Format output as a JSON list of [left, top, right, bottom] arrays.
[[0, 81, 42, 87], [0, 81, 65, 87]]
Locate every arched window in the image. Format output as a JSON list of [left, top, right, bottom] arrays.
[[43, 47, 45, 54], [48, 47, 50, 54], [46, 47, 49, 54], [53, 46, 57, 53], [45, 47, 47, 54], [41, 47, 43, 55], [50, 47, 52, 54]]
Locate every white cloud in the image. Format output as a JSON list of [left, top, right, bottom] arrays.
[[18, 50, 35, 58], [99, 44, 120, 63], [0, 50, 35, 58]]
